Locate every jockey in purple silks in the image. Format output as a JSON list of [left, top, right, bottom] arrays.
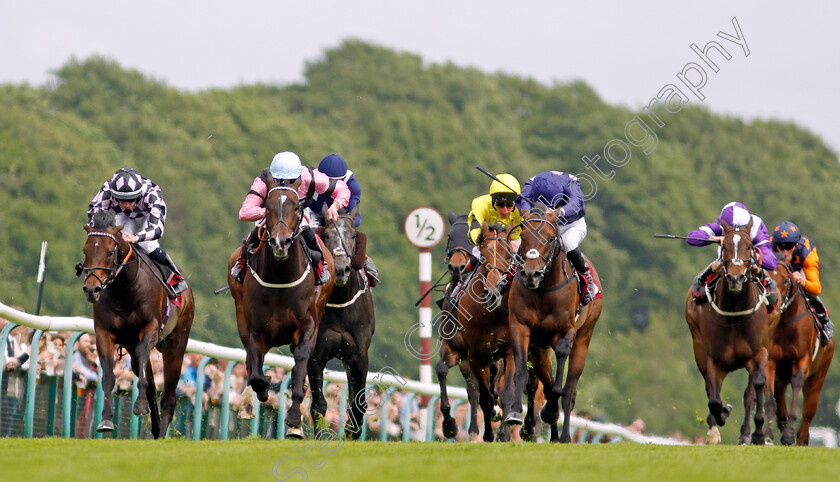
[[516, 170, 599, 305], [687, 201, 778, 306]]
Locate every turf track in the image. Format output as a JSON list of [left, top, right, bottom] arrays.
[[1, 438, 838, 481]]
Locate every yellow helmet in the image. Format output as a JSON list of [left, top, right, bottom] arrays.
[[489, 173, 521, 195]]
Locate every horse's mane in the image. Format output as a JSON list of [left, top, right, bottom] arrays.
[[91, 211, 116, 229], [529, 203, 547, 215], [488, 222, 508, 234]]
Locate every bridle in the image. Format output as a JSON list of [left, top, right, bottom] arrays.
[[479, 231, 514, 288], [444, 220, 471, 264], [513, 216, 566, 285], [78, 231, 136, 290], [718, 226, 758, 279], [261, 186, 303, 242]]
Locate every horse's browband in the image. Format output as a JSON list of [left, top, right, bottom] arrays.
[[88, 231, 118, 243]]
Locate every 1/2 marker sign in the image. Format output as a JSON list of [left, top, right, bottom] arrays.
[[404, 207, 444, 248]]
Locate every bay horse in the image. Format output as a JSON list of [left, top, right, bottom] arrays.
[[80, 211, 194, 438], [501, 205, 603, 443], [459, 221, 552, 442], [434, 211, 485, 441], [228, 177, 334, 439], [308, 205, 375, 439], [684, 219, 774, 445], [764, 259, 835, 445]]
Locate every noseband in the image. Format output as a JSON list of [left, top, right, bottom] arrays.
[[514, 217, 561, 282], [719, 227, 758, 279], [79, 231, 135, 290], [262, 186, 303, 241]]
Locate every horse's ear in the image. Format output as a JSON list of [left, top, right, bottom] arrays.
[[745, 218, 754, 232], [321, 203, 330, 218], [448, 211, 458, 224], [720, 219, 732, 231], [315, 226, 326, 238], [84, 224, 93, 233], [348, 204, 360, 221], [482, 221, 490, 234]]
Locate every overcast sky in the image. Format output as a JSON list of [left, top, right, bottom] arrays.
[[2, 1, 838, 153]]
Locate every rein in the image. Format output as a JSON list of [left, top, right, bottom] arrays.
[[248, 185, 310, 289], [262, 186, 303, 242], [707, 227, 767, 317], [514, 216, 572, 291]]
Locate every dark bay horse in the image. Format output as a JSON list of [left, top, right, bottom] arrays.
[[434, 211, 487, 441], [308, 205, 375, 439], [458, 221, 552, 442], [501, 205, 603, 443], [80, 211, 194, 438], [765, 259, 835, 445], [228, 178, 334, 439], [684, 219, 774, 445]]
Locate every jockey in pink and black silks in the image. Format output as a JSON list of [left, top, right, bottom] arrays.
[[87, 167, 187, 296], [687, 201, 778, 306], [231, 151, 350, 285]]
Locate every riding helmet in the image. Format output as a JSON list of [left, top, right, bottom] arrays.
[[718, 201, 751, 226], [269, 151, 303, 180], [109, 168, 144, 202], [772, 221, 801, 245], [318, 154, 347, 179], [489, 173, 521, 205]]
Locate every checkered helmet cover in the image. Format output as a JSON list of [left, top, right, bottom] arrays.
[[109, 168, 144, 201]]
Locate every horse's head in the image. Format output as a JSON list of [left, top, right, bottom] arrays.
[[445, 211, 471, 284], [80, 211, 129, 303], [517, 204, 561, 289], [263, 177, 303, 260], [321, 204, 359, 287], [719, 219, 756, 293], [478, 221, 515, 311]]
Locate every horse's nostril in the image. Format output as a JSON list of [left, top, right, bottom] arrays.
[[343, 266, 351, 274]]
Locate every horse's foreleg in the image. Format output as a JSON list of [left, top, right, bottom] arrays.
[[436, 344, 458, 439], [306, 355, 328, 437], [739, 381, 756, 445], [703, 359, 730, 444], [520, 367, 540, 442], [530, 348, 557, 442], [798, 357, 831, 446], [144, 359, 162, 438], [763, 360, 778, 443], [748, 350, 768, 445], [286, 319, 317, 436], [782, 368, 806, 445], [132, 327, 159, 418], [94, 331, 117, 433], [158, 337, 188, 438], [501, 324, 530, 426], [471, 363, 496, 443], [559, 336, 592, 444], [544, 332, 574, 441], [344, 352, 369, 440], [245, 333, 270, 403]]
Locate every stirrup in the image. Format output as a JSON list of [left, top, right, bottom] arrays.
[[316, 263, 330, 286], [231, 259, 244, 284]]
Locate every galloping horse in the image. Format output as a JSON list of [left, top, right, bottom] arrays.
[[684, 219, 774, 445], [501, 205, 603, 443], [459, 221, 553, 442], [228, 177, 334, 439], [765, 259, 835, 445], [435, 212, 484, 441], [80, 211, 195, 438], [308, 205, 375, 439]]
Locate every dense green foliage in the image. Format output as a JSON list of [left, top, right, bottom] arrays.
[[2, 40, 838, 441]]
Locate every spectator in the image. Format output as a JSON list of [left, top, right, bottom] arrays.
[[73, 334, 99, 389]]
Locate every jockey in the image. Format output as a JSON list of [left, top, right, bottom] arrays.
[[687, 202, 778, 306], [308, 154, 379, 287], [771, 221, 834, 346], [517, 171, 599, 305], [88, 167, 187, 296], [230, 151, 350, 285]]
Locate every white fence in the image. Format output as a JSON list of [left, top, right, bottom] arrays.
[[1, 300, 687, 444]]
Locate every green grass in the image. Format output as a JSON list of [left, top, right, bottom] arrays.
[[1, 438, 838, 481]]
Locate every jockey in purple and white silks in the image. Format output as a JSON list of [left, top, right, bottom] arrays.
[[88, 167, 187, 295], [687, 201, 777, 306], [516, 170, 599, 305]]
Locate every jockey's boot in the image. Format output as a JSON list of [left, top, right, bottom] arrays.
[[764, 275, 779, 309], [567, 247, 597, 305], [809, 295, 834, 346], [149, 248, 188, 296], [364, 256, 380, 287], [230, 227, 259, 284], [691, 263, 715, 305], [302, 226, 330, 285]]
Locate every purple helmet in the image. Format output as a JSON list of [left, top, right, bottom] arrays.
[[718, 202, 752, 227]]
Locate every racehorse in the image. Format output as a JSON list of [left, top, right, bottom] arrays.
[[459, 221, 553, 442], [684, 219, 773, 445], [79, 211, 195, 438], [228, 177, 334, 439], [764, 259, 835, 445], [435, 211, 485, 441], [308, 205, 375, 439], [501, 204, 603, 443]]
